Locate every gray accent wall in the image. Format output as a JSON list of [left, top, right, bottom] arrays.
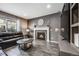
[[29, 12, 61, 42]]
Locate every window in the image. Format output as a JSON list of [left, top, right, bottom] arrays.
[[0, 19, 6, 32], [0, 19, 17, 32], [7, 20, 17, 32]]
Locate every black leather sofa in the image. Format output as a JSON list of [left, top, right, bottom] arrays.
[[0, 32, 23, 49]]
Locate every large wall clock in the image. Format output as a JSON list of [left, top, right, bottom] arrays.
[[38, 19, 44, 26]]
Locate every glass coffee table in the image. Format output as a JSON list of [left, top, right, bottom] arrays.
[[17, 38, 33, 50]]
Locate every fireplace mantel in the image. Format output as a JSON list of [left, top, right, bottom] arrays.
[[33, 27, 49, 43]]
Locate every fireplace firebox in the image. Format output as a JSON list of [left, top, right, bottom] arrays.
[[37, 32, 45, 40], [35, 30, 47, 40]]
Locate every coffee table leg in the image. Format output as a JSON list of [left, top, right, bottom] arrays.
[[24, 43, 26, 50], [18, 44, 21, 50]]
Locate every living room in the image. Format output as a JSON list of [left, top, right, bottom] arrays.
[[0, 3, 79, 56]]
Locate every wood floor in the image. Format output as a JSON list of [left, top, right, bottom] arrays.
[[4, 40, 59, 56]]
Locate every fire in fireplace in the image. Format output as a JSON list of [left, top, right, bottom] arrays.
[[37, 32, 45, 40]]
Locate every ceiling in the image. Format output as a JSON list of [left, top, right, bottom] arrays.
[[0, 3, 64, 19]]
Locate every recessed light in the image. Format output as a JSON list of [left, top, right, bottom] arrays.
[[46, 4, 51, 9]]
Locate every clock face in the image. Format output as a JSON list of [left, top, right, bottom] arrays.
[[38, 19, 44, 26]]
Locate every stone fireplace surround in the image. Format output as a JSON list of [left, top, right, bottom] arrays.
[[33, 27, 49, 44]]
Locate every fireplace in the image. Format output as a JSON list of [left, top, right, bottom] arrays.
[[36, 30, 47, 40], [33, 27, 49, 42]]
